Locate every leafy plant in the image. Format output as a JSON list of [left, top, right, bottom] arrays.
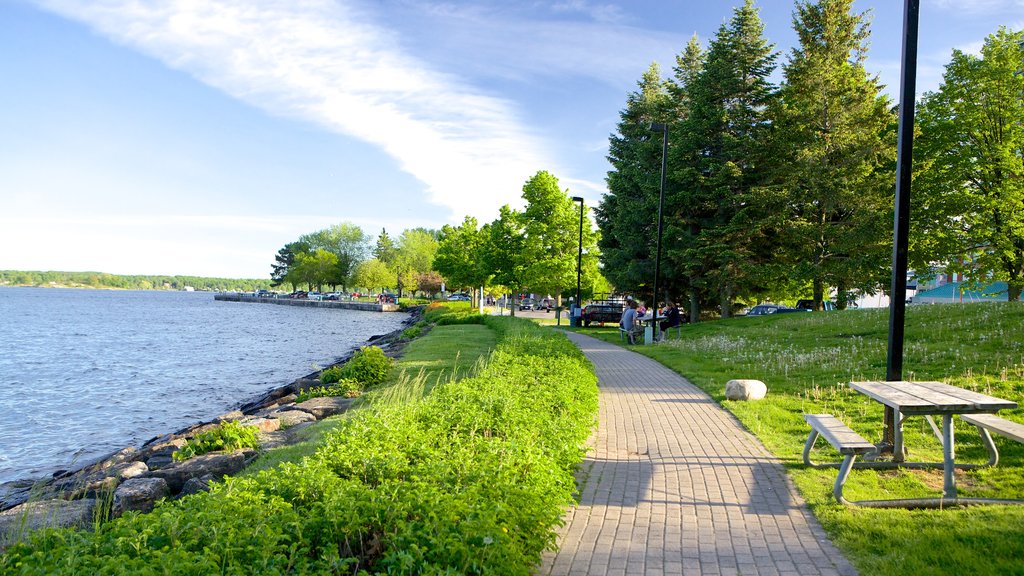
[[296, 379, 361, 402], [319, 365, 345, 384], [172, 421, 260, 462], [339, 346, 394, 386]]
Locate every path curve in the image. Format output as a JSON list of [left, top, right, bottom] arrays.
[[539, 331, 857, 576]]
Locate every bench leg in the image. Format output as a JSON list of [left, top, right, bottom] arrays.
[[802, 429, 821, 467], [974, 425, 1000, 467], [943, 413, 956, 499], [834, 454, 859, 506]]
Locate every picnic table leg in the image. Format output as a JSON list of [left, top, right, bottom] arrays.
[[942, 413, 956, 499], [893, 408, 906, 463]]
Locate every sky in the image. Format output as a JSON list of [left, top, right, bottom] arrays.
[[1, 0, 1022, 279]]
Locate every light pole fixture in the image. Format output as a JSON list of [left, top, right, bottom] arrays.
[[649, 122, 668, 342], [572, 196, 585, 323]]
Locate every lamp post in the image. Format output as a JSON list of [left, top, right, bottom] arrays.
[[884, 0, 920, 454], [572, 196, 585, 323], [649, 122, 668, 342]]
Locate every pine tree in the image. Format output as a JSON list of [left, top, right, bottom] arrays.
[[773, 0, 896, 309]]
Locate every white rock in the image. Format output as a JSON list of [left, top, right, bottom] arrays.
[[725, 379, 767, 401]]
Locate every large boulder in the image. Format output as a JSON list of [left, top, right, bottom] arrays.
[[112, 477, 169, 517], [725, 379, 768, 401], [272, 408, 316, 428], [144, 450, 255, 494], [241, 416, 280, 433], [288, 397, 356, 420], [0, 499, 98, 550]]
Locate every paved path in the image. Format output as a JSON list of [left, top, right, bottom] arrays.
[[539, 332, 857, 576]]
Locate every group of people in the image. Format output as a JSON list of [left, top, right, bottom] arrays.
[[619, 298, 683, 344]]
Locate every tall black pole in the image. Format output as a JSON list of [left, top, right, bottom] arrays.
[[650, 122, 668, 342], [572, 196, 584, 318], [885, 0, 920, 447]]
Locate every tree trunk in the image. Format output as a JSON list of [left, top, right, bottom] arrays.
[[689, 289, 699, 324], [719, 288, 732, 319], [812, 278, 825, 311], [1009, 283, 1022, 302]]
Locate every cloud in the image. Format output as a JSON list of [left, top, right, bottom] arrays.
[[35, 0, 552, 223], [932, 0, 1024, 16]]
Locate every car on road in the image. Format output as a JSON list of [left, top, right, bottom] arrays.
[[519, 298, 536, 311], [447, 293, 471, 301]]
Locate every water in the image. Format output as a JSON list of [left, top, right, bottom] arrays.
[[0, 288, 408, 485]]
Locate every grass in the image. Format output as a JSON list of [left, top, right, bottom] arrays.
[[244, 321, 497, 476], [572, 302, 1024, 575]]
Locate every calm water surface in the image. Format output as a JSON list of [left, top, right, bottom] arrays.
[[0, 288, 408, 485]]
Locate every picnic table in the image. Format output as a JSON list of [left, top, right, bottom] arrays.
[[850, 380, 1017, 499]]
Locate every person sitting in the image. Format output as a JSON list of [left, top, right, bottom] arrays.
[[659, 301, 682, 340], [619, 300, 640, 344]]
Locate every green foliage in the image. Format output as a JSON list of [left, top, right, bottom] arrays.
[[319, 365, 345, 384], [0, 270, 272, 292], [296, 379, 361, 402], [172, 421, 260, 462], [2, 316, 598, 575], [338, 346, 394, 386]]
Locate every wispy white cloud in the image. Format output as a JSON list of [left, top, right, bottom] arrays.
[[932, 0, 1024, 16], [35, 0, 553, 223]]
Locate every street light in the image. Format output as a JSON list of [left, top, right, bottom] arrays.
[[649, 122, 668, 342], [572, 196, 585, 324]]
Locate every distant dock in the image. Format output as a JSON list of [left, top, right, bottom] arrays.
[[214, 293, 401, 312]]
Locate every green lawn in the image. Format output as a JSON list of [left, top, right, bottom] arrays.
[[570, 303, 1024, 575]]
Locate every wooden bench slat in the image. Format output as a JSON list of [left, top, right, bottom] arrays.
[[804, 414, 875, 454], [962, 413, 1024, 444]]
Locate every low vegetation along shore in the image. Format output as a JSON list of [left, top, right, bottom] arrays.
[[0, 303, 598, 574]]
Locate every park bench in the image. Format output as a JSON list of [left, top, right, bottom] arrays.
[[961, 413, 1024, 467], [802, 414, 876, 505]]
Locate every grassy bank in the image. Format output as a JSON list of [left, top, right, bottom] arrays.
[[577, 302, 1024, 575], [2, 304, 598, 575]]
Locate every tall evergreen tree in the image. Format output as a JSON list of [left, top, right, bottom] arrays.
[[596, 62, 673, 300], [678, 0, 778, 317], [373, 228, 397, 265], [772, 0, 896, 309], [915, 27, 1024, 300]]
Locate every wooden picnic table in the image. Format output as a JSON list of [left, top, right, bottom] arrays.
[[850, 380, 1017, 498]]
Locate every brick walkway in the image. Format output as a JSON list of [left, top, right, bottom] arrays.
[[538, 332, 857, 576]]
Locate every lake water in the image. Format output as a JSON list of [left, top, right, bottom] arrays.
[[0, 288, 408, 485]]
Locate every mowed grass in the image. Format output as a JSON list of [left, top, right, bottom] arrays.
[[574, 302, 1024, 575], [245, 322, 497, 475]]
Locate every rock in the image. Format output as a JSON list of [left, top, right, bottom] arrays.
[[214, 410, 245, 423], [178, 474, 216, 498], [289, 397, 356, 419], [145, 454, 175, 471], [258, 430, 291, 450], [119, 461, 150, 480], [0, 480, 37, 512], [241, 417, 280, 433], [725, 379, 768, 401], [0, 499, 98, 550], [112, 478, 169, 517], [290, 378, 321, 394], [272, 409, 316, 428], [144, 450, 255, 494]]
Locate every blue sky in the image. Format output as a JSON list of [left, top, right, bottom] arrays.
[[2, 0, 1022, 279]]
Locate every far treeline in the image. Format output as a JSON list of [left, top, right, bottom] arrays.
[[599, 0, 1024, 318], [0, 270, 273, 292], [271, 171, 611, 310]]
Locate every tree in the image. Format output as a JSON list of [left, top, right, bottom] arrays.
[[392, 228, 439, 297], [291, 249, 339, 291], [300, 223, 369, 291], [597, 62, 674, 300], [676, 0, 778, 317], [915, 27, 1024, 300], [373, 228, 397, 265], [520, 171, 599, 307], [353, 258, 395, 293], [434, 216, 490, 304], [772, 0, 896, 309], [270, 240, 309, 289], [483, 206, 529, 316]]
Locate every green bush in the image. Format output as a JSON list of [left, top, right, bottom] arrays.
[[339, 346, 393, 386], [319, 365, 345, 384], [2, 317, 599, 575], [172, 420, 260, 462], [296, 379, 361, 402]]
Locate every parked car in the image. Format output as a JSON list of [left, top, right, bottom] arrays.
[[519, 298, 536, 311], [581, 299, 626, 326], [746, 304, 809, 316], [447, 293, 471, 301], [795, 299, 836, 311]]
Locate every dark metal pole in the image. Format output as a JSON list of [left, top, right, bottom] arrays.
[[885, 0, 920, 448], [650, 122, 668, 342], [572, 196, 584, 319]]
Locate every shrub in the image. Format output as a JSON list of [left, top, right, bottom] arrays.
[[296, 379, 361, 402], [339, 346, 393, 386], [173, 420, 260, 462], [319, 365, 345, 384]]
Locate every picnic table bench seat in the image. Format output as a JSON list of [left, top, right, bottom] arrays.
[[803, 414, 876, 505], [961, 413, 1024, 467]]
